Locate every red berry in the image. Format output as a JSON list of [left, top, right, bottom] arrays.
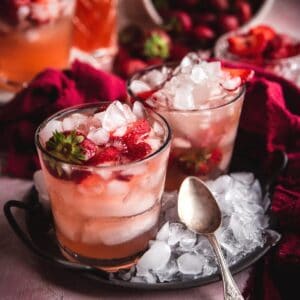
[[209, 148, 222, 164], [136, 89, 158, 101], [126, 142, 152, 161], [228, 34, 267, 57], [165, 11, 193, 34], [222, 67, 254, 83], [250, 25, 276, 42], [80, 138, 98, 161], [196, 12, 217, 25], [235, 1, 252, 23], [197, 162, 209, 175], [89, 146, 120, 165], [123, 119, 151, 145], [193, 25, 216, 42], [210, 0, 229, 11], [218, 14, 240, 33]]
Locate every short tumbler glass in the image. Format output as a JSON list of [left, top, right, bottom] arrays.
[[128, 65, 245, 191], [35, 103, 171, 271]]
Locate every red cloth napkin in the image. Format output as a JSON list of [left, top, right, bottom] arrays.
[[0, 60, 126, 178], [228, 66, 300, 300]]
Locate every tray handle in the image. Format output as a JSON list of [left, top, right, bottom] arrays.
[[3, 200, 108, 277]]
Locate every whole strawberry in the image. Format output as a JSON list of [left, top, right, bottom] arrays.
[[46, 130, 98, 164], [143, 29, 171, 60], [164, 11, 193, 35]]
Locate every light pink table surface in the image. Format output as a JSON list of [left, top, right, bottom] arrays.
[[1, 0, 300, 298]]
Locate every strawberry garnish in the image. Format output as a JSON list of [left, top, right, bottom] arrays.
[[89, 146, 120, 165], [126, 142, 152, 161], [123, 119, 151, 145], [46, 130, 98, 164], [222, 67, 254, 84]]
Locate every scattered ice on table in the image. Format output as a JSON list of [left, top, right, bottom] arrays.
[[112, 172, 271, 283]]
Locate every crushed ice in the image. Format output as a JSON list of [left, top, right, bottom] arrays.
[[112, 172, 271, 283], [130, 52, 242, 110]]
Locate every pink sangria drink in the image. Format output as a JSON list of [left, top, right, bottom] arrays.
[[35, 101, 171, 271], [0, 0, 76, 91], [128, 53, 252, 190]]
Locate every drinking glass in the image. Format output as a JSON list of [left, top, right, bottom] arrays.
[[128, 65, 245, 191], [73, 0, 118, 70], [35, 103, 171, 271], [0, 0, 76, 92]]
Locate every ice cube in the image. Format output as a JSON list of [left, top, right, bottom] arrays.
[[81, 207, 158, 245], [130, 80, 151, 94], [137, 240, 171, 272], [173, 85, 195, 110], [112, 126, 127, 137], [177, 253, 206, 275], [156, 222, 169, 242], [102, 101, 130, 132], [167, 223, 186, 246], [152, 121, 164, 136], [156, 260, 178, 282], [106, 180, 130, 198], [191, 65, 208, 84], [87, 128, 109, 145], [146, 137, 162, 151], [144, 69, 168, 87], [132, 101, 146, 119], [39, 119, 62, 143]]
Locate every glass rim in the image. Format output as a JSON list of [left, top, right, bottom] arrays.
[[35, 101, 172, 170], [127, 62, 246, 113]]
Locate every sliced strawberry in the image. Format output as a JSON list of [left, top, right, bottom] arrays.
[[209, 148, 222, 164], [126, 142, 152, 161], [250, 25, 276, 42], [89, 146, 120, 165], [222, 67, 254, 84], [122, 119, 151, 146], [228, 33, 268, 57], [137, 89, 158, 101]]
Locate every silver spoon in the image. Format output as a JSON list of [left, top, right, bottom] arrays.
[[178, 176, 244, 300]]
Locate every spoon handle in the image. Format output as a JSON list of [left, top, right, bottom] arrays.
[[207, 234, 244, 300]]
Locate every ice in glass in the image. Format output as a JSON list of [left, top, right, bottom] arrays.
[[128, 53, 251, 190], [0, 0, 76, 91], [35, 101, 171, 271]]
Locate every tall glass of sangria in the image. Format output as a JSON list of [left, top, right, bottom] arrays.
[[128, 53, 252, 190], [35, 101, 171, 271], [0, 0, 76, 92], [73, 0, 118, 70]]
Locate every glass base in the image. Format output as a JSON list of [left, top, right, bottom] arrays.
[[59, 243, 143, 272]]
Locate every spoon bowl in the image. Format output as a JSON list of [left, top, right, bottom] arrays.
[[178, 176, 244, 300]]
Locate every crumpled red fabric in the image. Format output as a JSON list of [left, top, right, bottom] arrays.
[[0, 60, 126, 178], [227, 64, 300, 300]]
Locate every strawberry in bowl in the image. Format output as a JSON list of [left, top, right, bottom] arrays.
[[35, 101, 171, 271], [215, 25, 300, 86]]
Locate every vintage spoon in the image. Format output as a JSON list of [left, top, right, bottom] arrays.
[[178, 176, 244, 300]]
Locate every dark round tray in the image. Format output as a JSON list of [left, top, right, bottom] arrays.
[[3, 151, 287, 290]]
